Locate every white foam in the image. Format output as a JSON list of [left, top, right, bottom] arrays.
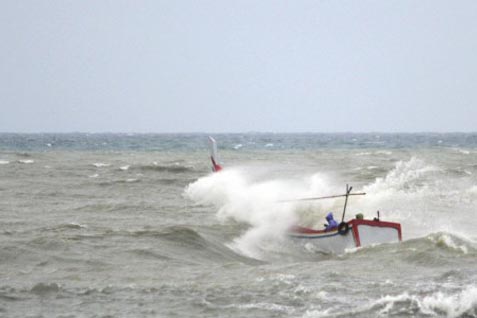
[[89, 174, 99, 178], [18, 159, 34, 164], [120, 165, 130, 171], [363, 157, 438, 197], [467, 185, 477, 194], [265, 143, 274, 147], [372, 286, 477, 317], [0, 160, 9, 165], [375, 150, 392, 155], [226, 302, 294, 313], [233, 144, 243, 150], [456, 148, 471, 155], [93, 163, 110, 168], [428, 233, 471, 254]]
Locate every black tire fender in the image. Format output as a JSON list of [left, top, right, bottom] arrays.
[[338, 222, 349, 235]]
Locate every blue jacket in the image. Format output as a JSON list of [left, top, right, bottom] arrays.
[[325, 212, 338, 231]]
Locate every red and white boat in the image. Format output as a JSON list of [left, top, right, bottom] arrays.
[[287, 185, 402, 254]]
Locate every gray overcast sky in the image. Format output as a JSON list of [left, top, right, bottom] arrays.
[[1, 1, 476, 133]]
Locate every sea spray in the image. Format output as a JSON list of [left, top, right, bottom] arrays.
[[184, 169, 346, 259], [185, 169, 297, 258]]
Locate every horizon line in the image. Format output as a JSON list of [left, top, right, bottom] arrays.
[[0, 131, 476, 135]]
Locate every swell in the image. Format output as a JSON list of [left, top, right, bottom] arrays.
[[343, 231, 477, 264], [129, 226, 263, 265], [135, 164, 194, 173], [0, 224, 262, 265]]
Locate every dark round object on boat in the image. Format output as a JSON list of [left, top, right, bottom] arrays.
[[338, 222, 349, 235]]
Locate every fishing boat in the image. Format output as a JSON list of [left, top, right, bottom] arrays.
[[287, 185, 402, 254], [207, 137, 402, 254]]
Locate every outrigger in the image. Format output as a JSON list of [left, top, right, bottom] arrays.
[[207, 137, 402, 254]]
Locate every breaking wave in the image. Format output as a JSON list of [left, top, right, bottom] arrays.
[[367, 286, 477, 318]]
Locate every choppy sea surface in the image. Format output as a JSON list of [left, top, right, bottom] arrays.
[[1, 133, 477, 318]]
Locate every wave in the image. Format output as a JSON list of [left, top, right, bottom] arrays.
[[137, 226, 262, 264], [30, 283, 60, 296], [363, 157, 439, 195], [345, 232, 477, 260], [98, 178, 141, 186], [185, 169, 305, 260], [127, 248, 172, 261], [366, 286, 477, 318], [309, 285, 477, 317], [136, 163, 193, 173]]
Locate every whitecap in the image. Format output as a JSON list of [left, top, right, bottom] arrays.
[[67, 222, 87, 229], [89, 174, 99, 178], [120, 165, 130, 171], [467, 185, 477, 194], [233, 144, 243, 150], [265, 143, 274, 147], [428, 233, 469, 254], [370, 286, 477, 317], [363, 157, 438, 195], [18, 159, 34, 164], [0, 160, 9, 165], [225, 302, 294, 314], [93, 163, 110, 168]]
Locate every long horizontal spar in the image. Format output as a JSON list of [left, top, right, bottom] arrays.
[[278, 192, 366, 203]]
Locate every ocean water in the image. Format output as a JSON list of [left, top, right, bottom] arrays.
[[1, 133, 477, 318]]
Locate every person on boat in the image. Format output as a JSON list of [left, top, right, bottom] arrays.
[[325, 212, 338, 231]]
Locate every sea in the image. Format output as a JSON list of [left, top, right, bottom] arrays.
[[1, 133, 477, 318]]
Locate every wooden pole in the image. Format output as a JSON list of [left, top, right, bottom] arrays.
[[341, 184, 352, 223], [278, 192, 365, 203]]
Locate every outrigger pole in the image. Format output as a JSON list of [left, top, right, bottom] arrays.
[[278, 190, 365, 203]]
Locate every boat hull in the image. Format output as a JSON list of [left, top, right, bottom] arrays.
[[289, 219, 402, 254]]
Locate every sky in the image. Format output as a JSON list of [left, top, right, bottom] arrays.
[[1, 1, 476, 133]]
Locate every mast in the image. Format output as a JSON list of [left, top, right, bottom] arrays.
[[341, 184, 353, 223]]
